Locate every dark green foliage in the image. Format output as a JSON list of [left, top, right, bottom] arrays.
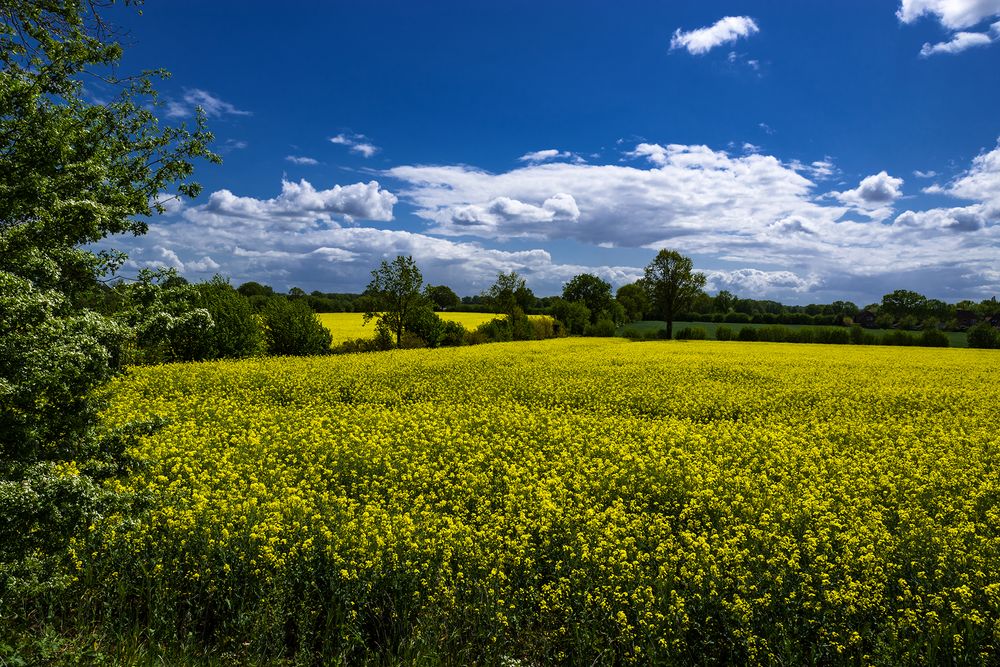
[[919, 328, 950, 348], [642, 249, 707, 339], [0, 0, 216, 598], [675, 326, 707, 340], [485, 271, 535, 316], [403, 304, 446, 347], [439, 320, 468, 347], [425, 284, 461, 311], [364, 256, 427, 346], [616, 281, 649, 322], [584, 317, 617, 337], [197, 278, 265, 359], [549, 298, 590, 335], [563, 273, 619, 325], [967, 323, 999, 349], [737, 327, 758, 341], [262, 298, 332, 356], [715, 326, 734, 341], [724, 311, 752, 324]]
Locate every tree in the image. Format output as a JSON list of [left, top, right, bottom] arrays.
[[1, 1, 217, 593], [262, 297, 332, 356], [425, 284, 461, 311], [880, 289, 928, 321], [486, 271, 534, 316], [364, 255, 427, 346], [642, 249, 706, 339], [616, 282, 649, 322], [563, 273, 616, 324], [713, 290, 737, 313]]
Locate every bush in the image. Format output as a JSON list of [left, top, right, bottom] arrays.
[[715, 326, 734, 341], [531, 316, 557, 340], [262, 298, 333, 356], [814, 328, 850, 345], [675, 326, 707, 340], [439, 320, 467, 347], [198, 278, 265, 359], [755, 326, 792, 342], [584, 318, 617, 337], [725, 312, 751, 324], [404, 305, 445, 347], [737, 327, 758, 342], [550, 299, 590, 336], [967, 323, 1000, 349], [880, 330, 917, 346], [919, 328, 950, 348], [476, 317, 512, 343]]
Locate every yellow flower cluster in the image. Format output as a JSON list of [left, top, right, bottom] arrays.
[[89, 339, 1000, 663]]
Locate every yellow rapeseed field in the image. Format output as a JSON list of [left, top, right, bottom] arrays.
[[89, 339, 1000, 664], [317, 311, 510, 344]]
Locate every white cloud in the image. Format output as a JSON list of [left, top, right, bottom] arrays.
[[197, 178, 397, 228], [937, 138, 1000, 207], [165, 89, 250, 118], [913, 169, 938, 178], [670, 16, 760, 55], [834, 171, 904, 221], [920, 30, 995, 55], [286, 155, 319, 165], [101, 140, 1000, 303], [704, 268, 822, 294], [518, 149, 582, 164], [897, 0, 1000, 29], [186, 256, 222, 273], [330, 133, 379, 158]]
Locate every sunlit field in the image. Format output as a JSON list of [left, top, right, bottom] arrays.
[[317, 311, 508, 344], [89, 339, 1000, 664]]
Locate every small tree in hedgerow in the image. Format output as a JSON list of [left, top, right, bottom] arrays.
[[364, 255, 428, 347], [642, 249, 706, 340]]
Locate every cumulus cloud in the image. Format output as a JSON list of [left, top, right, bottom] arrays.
[[897, 0, 1000, 29], [834, 171, 904, 220], [286, 155, 319, 165], [165, 89, 251, 118], [670, 16, 760, 55], [330, 133, 379, 158], [101, 139, 1000, 303], [899, 0, 1000, 55], [197, 178, 397, 228], [704, 268, 822, 294], [937, 138, 1000, 206], [518, 149, 583, 164], [920, 30, 994, 55]]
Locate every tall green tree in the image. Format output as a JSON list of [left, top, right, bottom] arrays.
[[563, 273, 616, 324], [642, 249, 706, 339], [616, 281, 649, 322], [0, 0, 217, 594], [486, 271, 534, 316], [364, 255, 428, 346]]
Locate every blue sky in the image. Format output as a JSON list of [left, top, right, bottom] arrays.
[[101, 1, 1000, 305]]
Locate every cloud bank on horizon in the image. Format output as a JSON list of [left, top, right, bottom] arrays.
[[104, 1, 1000, 305], [113, 137, 1000, 305]]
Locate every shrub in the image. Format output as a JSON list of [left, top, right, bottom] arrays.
[[197, 278, 265, 359], [715, 326, 734, 341], [725, 312, 751, 324], [675, 326, 707, 340], [919, 329, 949, 348], [262, 298, 333, 356], [814, 328, 850, 345], [755, 326, 792, 342], [530, 316, 557, 340], [967, 323, 1000, 349], [737, 326, 758, 342], [881, 330, 917, 346], [584, 318, 617, 337], [439, 320, 468, 347]]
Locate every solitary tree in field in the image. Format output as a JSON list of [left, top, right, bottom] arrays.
[[642, 249, 706, 339], [364, 255, 427, 346]]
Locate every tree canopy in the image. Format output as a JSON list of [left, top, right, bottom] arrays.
[[642, 249, 706, 339], [0, 0, 217, 593], [364, 255, 428, 346]]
